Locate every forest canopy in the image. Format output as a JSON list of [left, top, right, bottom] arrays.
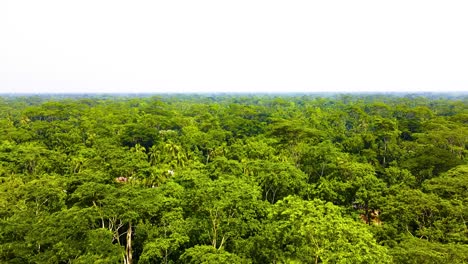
[[0, 93, 467, 263]]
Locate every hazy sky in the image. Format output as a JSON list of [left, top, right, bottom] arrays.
[[1, 0, 467, 93]]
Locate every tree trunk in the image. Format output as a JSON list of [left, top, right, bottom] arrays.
[[125, 222, 133, 264]]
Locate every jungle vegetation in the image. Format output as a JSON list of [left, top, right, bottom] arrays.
[[0, 93, 467, 263]]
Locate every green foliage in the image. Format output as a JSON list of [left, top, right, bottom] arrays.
[[251, 196, 392, 263], [181, 245, 247, 264], [0, 94, 467, 263], [391, 237, 468, 264]]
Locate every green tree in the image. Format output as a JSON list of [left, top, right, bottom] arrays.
[[251, 196, 392, 263]]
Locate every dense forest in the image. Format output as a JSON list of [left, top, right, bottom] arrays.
[[0, 93, 467, 264]]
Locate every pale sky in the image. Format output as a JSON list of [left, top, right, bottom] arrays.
[[1, 0, 467, 93]]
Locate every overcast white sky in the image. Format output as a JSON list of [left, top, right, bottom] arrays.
[[1, 0, 467, 93]]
